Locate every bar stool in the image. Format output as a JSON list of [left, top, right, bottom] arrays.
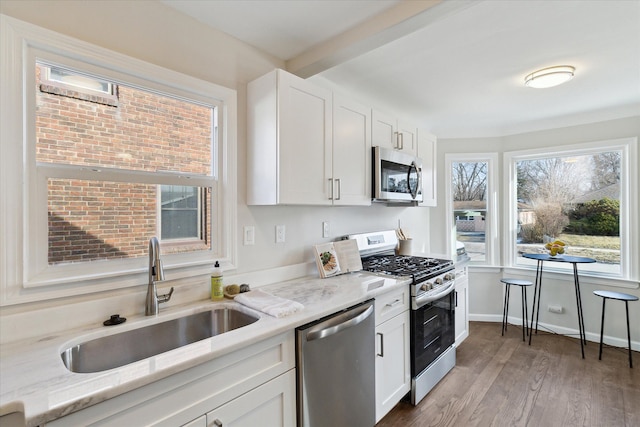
[[593, 290, 638, 368], [500, 278, 533, 341]]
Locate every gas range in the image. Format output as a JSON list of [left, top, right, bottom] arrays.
[[346, 230, 455, 302], [346, 229, 457, 405]]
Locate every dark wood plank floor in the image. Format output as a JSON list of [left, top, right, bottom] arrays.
[[378, 322, 639, 427]]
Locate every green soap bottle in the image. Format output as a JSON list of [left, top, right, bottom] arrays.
[[211, 261, 224, 301]]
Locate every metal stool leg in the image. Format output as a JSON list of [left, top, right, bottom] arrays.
[[625, 301, 633, 368], [502, 284, 510, 336], [524, 285, 529, 337], [520, 286, 526, 342], [598, 297, 606, 361]]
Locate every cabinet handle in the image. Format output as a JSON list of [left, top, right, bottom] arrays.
[[377, 332, 384, 357], [328, 178, 334, 200], [335, 178, 341, 200], [213, 419, 223, 427], [455, 290, 458, 308], [398, 132, 404, 150], [385, 298, 401, 307]]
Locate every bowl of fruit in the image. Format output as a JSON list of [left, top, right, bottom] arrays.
[[545, 240, 566, 257]]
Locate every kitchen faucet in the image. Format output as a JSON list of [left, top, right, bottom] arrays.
[[145, 236, 174, 316]]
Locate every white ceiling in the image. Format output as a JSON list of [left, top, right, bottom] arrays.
[[161, 0, 640, 138]]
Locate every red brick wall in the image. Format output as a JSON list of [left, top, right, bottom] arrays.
[[36, 66, 213, 264]]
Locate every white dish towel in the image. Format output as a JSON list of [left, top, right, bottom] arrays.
[[235, 289, 304, 318]]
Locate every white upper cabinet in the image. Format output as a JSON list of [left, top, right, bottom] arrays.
[[248, 69, 332, 205], [372, 110, 417, 155], [417, 130, 437, 207], [332, 94, 372, 206], [248, 69, 372, 206]]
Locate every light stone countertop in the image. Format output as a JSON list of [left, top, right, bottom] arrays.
[[0, 271, 409, 426]]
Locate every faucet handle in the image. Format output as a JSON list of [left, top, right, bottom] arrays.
[[157, 286, 174, 304]]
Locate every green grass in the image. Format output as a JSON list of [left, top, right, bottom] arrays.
[[517, 233, 621, 264], [557, 233, 620, 250]]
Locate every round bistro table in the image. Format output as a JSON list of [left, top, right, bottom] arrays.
[[522, 253, 596, 358]]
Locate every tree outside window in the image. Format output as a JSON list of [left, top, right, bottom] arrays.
[[452, 161, 488, 262], [515, 151, 621, 274]]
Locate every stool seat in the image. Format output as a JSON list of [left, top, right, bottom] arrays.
[[593, 290, 638, 302], [501, 278, 534, 287], [593, 289, 637, 368], [500, 278, 533, 341]]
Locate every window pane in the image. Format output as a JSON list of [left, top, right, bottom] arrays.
[[515, 152, 621, 275], [37, 63, 216, 265], [48, 179, 211, 265], [36, 63, 213, 176], [49, 66, 111, 93], [452, 162, 487, 262], [161, 185, 201, 240]]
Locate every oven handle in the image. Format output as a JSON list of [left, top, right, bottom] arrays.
[[412, 280, 455, 309]]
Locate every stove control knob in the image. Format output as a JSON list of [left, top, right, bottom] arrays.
[[434, 278, 443, 286], [421, 283, 433, 292], [444, 273, 455, 281]]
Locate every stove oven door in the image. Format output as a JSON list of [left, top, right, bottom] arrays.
[[410, 289, 455, 376]]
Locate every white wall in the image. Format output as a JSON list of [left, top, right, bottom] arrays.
[[432, 117, 640, 349], [0, 1, 432, 343]]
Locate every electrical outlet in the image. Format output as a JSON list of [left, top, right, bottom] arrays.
[[548, 304, 563, 314], [276, 225, 285, 243], [322, 221, 330, 238], [243, 226, 255, 245]]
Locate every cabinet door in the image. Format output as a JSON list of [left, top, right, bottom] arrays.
[[182, 415, 207, 427], [206, 370, 296, 427], [278, 71, 332, 205], [333, 95, 371, 206], [455, 271, 469, 346], [417, 130, 437, 207], [375, 310, 411, 423], [372, 109, 397, 151], [397, 121, 417, 155]]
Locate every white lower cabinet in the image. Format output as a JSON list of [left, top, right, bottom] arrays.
[[45, 332, 295, 427], [375, 287, 411, 423], [455, 266, 469, 346], [206, 370, 295, 427]]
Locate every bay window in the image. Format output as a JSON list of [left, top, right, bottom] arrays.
[[504, 138, 638, 283], [446, 153, 499, 266]]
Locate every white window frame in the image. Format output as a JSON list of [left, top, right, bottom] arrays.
[[0, 16, 238, 305], [445, 153, 499, 267], [503, 138, 638, 287]]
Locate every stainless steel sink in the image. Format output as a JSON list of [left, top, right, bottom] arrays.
[[61, 308, 259, 373]]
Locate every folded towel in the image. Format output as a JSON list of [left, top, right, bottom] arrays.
[[235, 289, 304, 318]]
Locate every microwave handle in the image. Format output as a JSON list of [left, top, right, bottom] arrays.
[[408, 161, 421, 199]]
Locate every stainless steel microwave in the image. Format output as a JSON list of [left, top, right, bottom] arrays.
[[373, 146, 423, 203]]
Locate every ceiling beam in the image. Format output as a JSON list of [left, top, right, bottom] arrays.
[[286, 0, 477, 78]]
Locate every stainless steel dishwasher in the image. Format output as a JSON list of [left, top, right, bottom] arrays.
[[296, 299, 375, 427]]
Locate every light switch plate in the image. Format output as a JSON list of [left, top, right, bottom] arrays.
[[322, 221, 330, 238], [276, 225, 285, 243], [243, 226, 255, 245]]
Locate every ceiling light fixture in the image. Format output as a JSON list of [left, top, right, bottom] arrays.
[[524, 65, 575, 88]]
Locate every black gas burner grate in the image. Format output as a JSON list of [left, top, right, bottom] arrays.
[[362, 255, 453, 280]]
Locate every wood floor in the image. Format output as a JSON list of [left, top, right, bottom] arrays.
[[377, 322, 639, 427]]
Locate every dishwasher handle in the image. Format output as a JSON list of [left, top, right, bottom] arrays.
[[306, 303, 374, 342]]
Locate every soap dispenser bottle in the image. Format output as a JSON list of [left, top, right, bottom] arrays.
[[211, 261, 224, 301]]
